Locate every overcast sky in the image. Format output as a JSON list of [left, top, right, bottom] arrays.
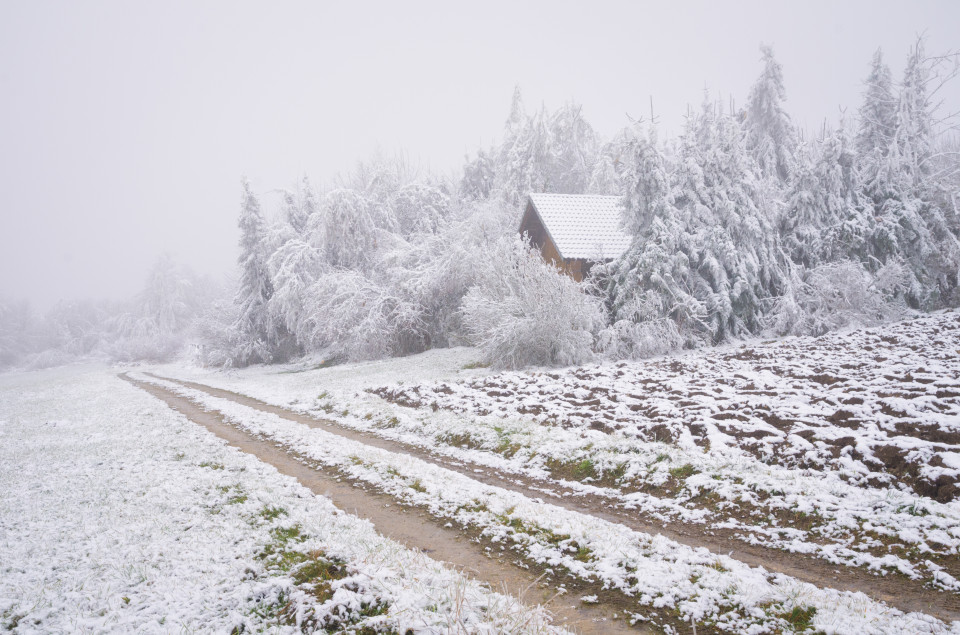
[[2, 0, 958, 309]]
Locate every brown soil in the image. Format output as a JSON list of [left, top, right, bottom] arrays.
[[143, 372, 960, 623], [122, 373, 645, 634]]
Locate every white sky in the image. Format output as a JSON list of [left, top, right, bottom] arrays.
[[1, 0, 958, 309]]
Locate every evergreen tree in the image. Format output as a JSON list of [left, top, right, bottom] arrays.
[[855, 49, 897, 159], [784, 126, 866, 267], [139, 254, 192, 336], [892, 39, 935, 193], [860, 39, 960, 307], [234, 179, 275, 364], [460, 148, 495, 200], [280, 175, 317, 237], [744, 45, 797, 183], [546, 101, 600, 194], [620, 127, 671, 236]]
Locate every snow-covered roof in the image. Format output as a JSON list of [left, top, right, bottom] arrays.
[[526, 193, 632, 260]]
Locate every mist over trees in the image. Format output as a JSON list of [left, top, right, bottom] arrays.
[[0, 255, 223, 369], [2, 39, 959, 371]]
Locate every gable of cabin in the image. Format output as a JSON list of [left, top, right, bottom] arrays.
[[519, 199, 588, 281], [519, 194, 631, 282]]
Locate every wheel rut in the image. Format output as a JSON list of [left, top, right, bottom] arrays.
[[121, 373, 644, 634], [142, 372, 960, 622]]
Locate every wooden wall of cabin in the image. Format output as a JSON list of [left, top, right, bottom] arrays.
[[518, 201, 586, 281]]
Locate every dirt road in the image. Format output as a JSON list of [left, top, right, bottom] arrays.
[[121, 372, 646, 634], [139, 371, 960, 624]]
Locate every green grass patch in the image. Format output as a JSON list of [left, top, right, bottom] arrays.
[[258, 506, 287, 522], [668, 463, 699, 481], [779, 605, 817, 631]]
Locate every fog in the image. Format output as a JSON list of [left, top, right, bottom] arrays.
[[1, 0, 958, 309]]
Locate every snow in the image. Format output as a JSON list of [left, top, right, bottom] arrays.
[[0, 364, 565, 633], [526, 193, 632, 260], [131, 368, 960, 633], [126, 314, 960, 630]]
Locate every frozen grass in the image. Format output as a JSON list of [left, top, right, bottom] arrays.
[[153, 312, 960, 592], [139, 371, 960, 633], [0, 365, 566, 633]]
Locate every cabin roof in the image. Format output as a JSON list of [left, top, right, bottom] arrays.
[[525, 193, 632, 261]]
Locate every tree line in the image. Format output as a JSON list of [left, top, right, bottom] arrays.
[[2, 40, 958, 370]]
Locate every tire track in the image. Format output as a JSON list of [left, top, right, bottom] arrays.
[[144, 371, 960, 622], [121, 373, 642, 634]]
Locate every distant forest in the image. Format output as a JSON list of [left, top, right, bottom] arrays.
[[3, 40, 959, 371]]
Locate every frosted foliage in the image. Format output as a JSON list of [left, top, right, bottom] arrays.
[[137, 254, 194, 336], [317, 189, 383, 270], [460, 148, 495, 200], [280, 176, 318, 236], [232, 179, 295, 366], [487, 90, 601, 205], [607, 105, 787, 348], [547, 102, 600, 194], [267, 238, 323, 337], [393, 183, 449, 235], [856, 50, 897, 159], [767, 261, 907, 336], [620, 127, 671, 236], [13, 51, 960, 372], [597, 317, 684, 360], [744, 45, 797, 182], [104, 255, 217, 363], [461, 238, 604, 369], [856, 40, 960, 308], [783, 128, 864, 268]]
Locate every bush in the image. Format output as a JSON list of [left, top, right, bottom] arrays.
[[766, 261, 908, 336], [461, 239, 605, 369], [597, 317, 684, 360]]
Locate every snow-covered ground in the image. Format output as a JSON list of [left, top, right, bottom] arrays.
[[138, 310, 960, 632], [135, 371, 957, 633], [153, 311, 960, 595], [0, 365, 563, 633]]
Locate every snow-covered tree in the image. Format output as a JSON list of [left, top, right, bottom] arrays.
[[602, 125, 705, 350], [267, 238, 323, 345], [233, 179, 277, 365], [605, 102, 787, 348], [858, 39, 960, 308], [783, 126, 867, 267], [619, 127, 671, 236], [744, 45, 797, 183], [461, 237, 605, 369], [314, 189, 381, 271], [460, 148, 495, 200], [137, 254, 194, 336], [546, 101, 600, 194], [767, 261, 907, 336], [855, 49, 897, 159], [394, 182, 450, 236], [280, 175, 318, 237]]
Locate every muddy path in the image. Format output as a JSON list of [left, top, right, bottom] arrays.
[[121, 374, 644, 634], [144, 371, 960, 622]]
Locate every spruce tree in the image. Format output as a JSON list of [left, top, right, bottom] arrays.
[[855, 49, 897, 159], [744, 45, 797, 183], [234, 179, 275, 364]]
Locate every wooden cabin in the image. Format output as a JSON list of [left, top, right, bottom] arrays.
[[518, 193, 632, 281]]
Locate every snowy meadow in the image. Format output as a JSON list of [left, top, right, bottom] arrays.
[[1, 29, 960, 635]]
